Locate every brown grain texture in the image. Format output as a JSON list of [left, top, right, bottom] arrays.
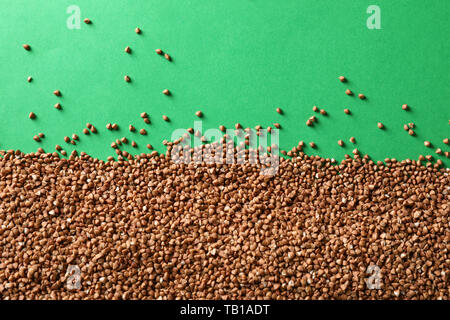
[[0, 149, 447, 300]]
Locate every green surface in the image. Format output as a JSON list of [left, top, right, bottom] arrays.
[[0, 0, 449, 165]]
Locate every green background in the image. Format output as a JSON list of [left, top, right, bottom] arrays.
[[0, 0, 449, 165]]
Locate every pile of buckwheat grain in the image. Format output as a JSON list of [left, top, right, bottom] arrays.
[[0, 148, 448, 300]]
